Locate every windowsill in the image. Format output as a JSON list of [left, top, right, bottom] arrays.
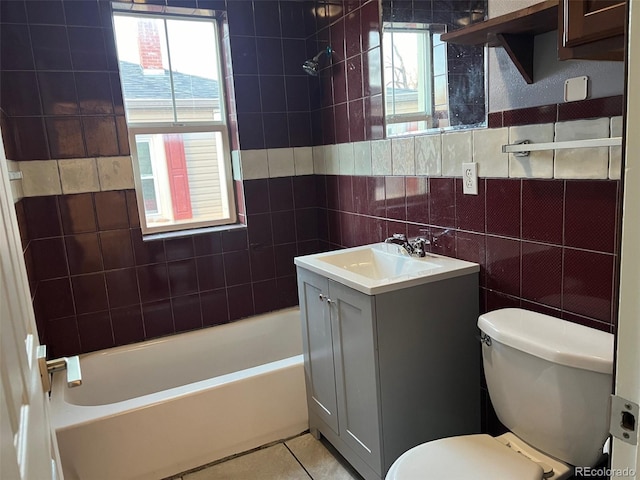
[[142, 223, 247, 242]]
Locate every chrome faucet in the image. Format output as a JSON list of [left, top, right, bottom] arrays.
[[384, 233, 430, 257], [410, 236, 430, 257]]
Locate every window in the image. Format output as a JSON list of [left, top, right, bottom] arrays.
[[113, 4, 235, 234], [383, 23, 448, 136]]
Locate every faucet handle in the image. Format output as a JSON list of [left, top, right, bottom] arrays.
[[391, 233, 407, 241], [409, 237, 430, 257]]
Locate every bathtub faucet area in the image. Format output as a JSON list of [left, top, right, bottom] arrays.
[[37, 345, 82, 393]]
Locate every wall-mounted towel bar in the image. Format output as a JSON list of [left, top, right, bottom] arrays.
[[503, 137, 622, 157]]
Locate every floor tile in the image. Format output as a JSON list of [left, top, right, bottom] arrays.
[[286, 434, 361, 480], [183, 444, 311, 480]]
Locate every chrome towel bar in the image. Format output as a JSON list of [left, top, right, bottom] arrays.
[[503, 137, 622, 157]]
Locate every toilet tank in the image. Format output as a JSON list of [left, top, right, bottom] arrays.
[[479, 308, 613, 467]]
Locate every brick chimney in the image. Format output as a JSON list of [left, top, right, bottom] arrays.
[[137, 19, 164, 72]]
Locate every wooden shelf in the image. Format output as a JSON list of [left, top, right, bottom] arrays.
[[441, 0, 559, 84]]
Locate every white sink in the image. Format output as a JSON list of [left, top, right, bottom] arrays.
[[318, 245, 441, 279], [295, 243, 479, 295]]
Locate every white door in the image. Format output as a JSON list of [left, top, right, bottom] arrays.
[[611, 0, 640, 476], [0, 136, 62, 478]]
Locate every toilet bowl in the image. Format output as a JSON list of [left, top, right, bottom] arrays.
[[386, 308, 614, 480], [386, 433, 572, 480]]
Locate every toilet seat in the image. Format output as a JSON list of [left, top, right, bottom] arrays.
[[386, 434, 545, 480]]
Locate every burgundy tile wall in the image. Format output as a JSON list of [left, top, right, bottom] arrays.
[[318, 175, 621, 334], [488, 95, 624, 128], [0, 0, 128, 160], [308, 0, 384, 144], [17, 186, 314, 357], [228, 0, 316, 149]]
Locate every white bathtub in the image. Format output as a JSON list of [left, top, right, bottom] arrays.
[[50, 307, 308, 480]]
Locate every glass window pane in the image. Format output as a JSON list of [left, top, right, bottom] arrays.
[[433, 41, 446, 77], [384, 30, 430, 117], [114, 15, 176, 123], [133, 132, 230, 229], [393, 32, 421, 115], [137, 141, 153, 176], [166, 19, 221, 122], [434, 75, 448, 106], [141, 178, 159, 214], [383, 32, 395, 115]]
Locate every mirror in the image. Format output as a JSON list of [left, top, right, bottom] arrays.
[[381, 0, 487, 137]]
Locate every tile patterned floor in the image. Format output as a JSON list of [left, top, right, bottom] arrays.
[[169, 433, 364, 480], [166, 433, 607, 480]]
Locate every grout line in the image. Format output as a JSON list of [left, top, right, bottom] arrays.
[[161, 431, 311, 480], [283, 442, 314, 479]]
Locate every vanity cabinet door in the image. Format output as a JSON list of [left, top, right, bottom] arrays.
[[559, 0, 626, 60], [298, 268, 339, 434], [329, 280, 382, 475]]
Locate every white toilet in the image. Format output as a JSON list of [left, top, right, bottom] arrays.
[[386, 308, 614, 480]]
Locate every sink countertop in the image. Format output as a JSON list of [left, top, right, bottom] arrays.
[[294, 243, 479, 295]]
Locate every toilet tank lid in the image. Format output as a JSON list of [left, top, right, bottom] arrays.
[[478, 308, 613, 374]]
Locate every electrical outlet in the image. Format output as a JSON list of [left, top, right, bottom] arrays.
[[462, 163, 478, 195]]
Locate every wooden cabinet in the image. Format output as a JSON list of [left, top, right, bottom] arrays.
[[297, 267, 481, 480], [559, 0, 626, 60]]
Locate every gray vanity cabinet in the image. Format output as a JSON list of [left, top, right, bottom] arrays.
[[297, 268, 340, 434], [298, 268, 382, 476], [297, 266, 481, 480], [329, 279, 382, 473]]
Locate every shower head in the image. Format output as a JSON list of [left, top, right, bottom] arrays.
[[302, 58, 320, 76], [302, 46, 333, 76]]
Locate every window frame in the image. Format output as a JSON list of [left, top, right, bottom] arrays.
[[383, 22, 444, 136], [113, 4, 236, 236]]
